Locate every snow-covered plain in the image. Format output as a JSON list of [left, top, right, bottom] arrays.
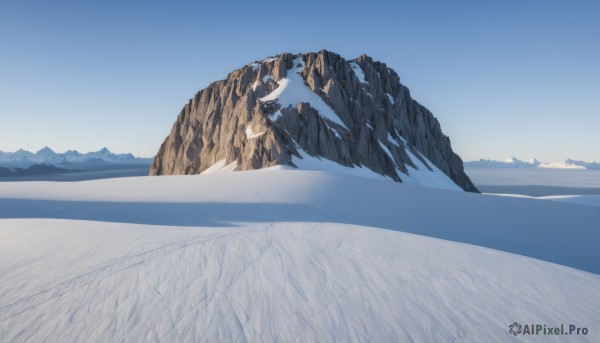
[[465, 167, 600, 196], [541, 194, 600, 208], [492, 193, 600, 209], [1, 170, 599, 342]]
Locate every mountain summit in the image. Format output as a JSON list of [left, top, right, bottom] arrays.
[[150, 50, 478, 192]]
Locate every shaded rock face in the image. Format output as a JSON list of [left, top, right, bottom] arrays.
[[150, 50, 478, 192]]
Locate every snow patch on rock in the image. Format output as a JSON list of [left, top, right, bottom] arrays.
[[386, 93, 395, 105], [245, 127, 265, 140], [200, 159, 238, 175], [259, 58, 348, 130], [403, 149, 462, 191], [350, 62, 367, 84]]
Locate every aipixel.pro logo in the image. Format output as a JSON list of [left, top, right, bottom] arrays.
[[509, 322, 588, 336]]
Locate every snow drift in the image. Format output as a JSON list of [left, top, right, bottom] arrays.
[[1, 170, 599, 342]]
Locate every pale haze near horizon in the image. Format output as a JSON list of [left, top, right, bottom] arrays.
[[0, 1, 598, 161]]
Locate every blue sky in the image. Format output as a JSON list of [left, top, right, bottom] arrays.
[[1, 0, 598, 161]]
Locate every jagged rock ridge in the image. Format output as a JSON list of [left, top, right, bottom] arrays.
[[150, 50, 478, 192]]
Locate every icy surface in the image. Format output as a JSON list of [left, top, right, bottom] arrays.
[[1, 170, 599, 342], [259, 58, 348, 129]]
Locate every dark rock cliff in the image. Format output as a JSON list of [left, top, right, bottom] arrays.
[[150, 50, 478, 192]]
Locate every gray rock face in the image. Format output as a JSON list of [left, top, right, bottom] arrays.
[[150, 50, 478, 192]]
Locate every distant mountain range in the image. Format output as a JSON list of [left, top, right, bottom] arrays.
[[465, 156, 599, 170], [0, 147, 152, 168]]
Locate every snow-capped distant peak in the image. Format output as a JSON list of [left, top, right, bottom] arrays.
[[564, 159, 600, 170], [0, 147, 145, 166], [36, 146, 56, 155], [465, 156, 600, 170], [538, 161, 586, 169]]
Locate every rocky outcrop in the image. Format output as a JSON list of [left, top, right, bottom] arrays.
[[150, 50, 478, 192]]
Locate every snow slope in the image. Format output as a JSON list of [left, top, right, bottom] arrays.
[[401, 148, 461, 191], [1, 170, 599, 342], [2, 170, 598, 273], [289, 140, 462, 191]]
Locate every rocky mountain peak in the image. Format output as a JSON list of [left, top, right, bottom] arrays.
[[150, 51, 478, 192], [36, 146, 56, 155]]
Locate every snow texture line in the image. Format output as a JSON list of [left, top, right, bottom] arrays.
[[0, 227, 268, 324]]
